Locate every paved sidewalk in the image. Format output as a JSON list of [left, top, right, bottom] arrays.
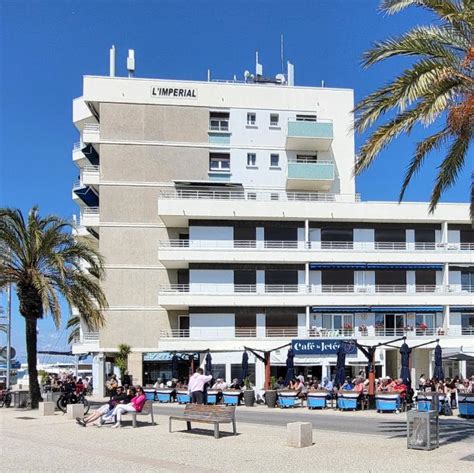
[[1, 407, 473, 472]]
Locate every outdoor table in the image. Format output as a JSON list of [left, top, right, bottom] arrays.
[[375, 392, 400, 413], [417, 393, 445, 413], [337, 391, 359, 411], [222, 390, 241, 406], [144, 388, 156, 401], [176, 389, 190, 404], [207, 389, 219, 405], [458, 393, 474, 418], [307, 391, 328, 409], [155, 388, 174, 403], [278, 390, 299, 408]]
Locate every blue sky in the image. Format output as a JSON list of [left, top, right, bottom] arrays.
[[0, 0, 471, 361]]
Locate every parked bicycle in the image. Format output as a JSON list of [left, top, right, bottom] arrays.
[[56, 388, 90, 414]]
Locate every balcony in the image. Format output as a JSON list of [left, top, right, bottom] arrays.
[[71, 332, 99, 354], [80, 207, 100, 228], [82, 123, 100, 144], [80, 165, 100, 187], [157, 239, 472, 267], [287, 159, 335, 191], [286, 119, 333, 151], [158, 283, 472, 309]]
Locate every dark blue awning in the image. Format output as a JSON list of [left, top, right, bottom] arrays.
[[74, 186, 99, 207], [311, 306, 443, 313], [450, 306, 474, 312], [311, 306, 370, 313], [309, 263, 367, 270], [371, 306, 443, 313], [366, 263, 443, 270], [309, 263, 443, 271]]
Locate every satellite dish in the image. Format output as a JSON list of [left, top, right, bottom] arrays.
[[0, 346, 16, 360], [275, 73, 286, 84]]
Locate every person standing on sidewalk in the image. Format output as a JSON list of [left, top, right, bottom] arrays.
[[188, 368, 212, 404]]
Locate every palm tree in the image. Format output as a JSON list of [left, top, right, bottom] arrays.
[[354, 0, 473, 217], [0, 207, 107, 408]]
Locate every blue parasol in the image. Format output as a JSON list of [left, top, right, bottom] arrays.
[[171, 353, 179, 379], [334, 343, 347, 389], [284, 348, 295, 386], [205, 351, 213, 376], [399, 342, 412, 388], [433, 344, 444, 380], [241, 351, 249, 384]]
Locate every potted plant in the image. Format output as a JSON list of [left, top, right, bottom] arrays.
[[418, 322, 428, 334], [358, 324, 368, 335], [243, 377, 255, 407], [265, 376, 278, 408]]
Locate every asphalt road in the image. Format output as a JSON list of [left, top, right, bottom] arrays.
[[152, 404, 474, 444]]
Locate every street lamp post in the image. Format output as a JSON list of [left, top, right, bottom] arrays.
[[6, 283, 12, 389]]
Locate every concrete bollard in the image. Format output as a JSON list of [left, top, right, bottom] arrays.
[[287, 422, 313, 448], [39, 402, 55, 416], [66, 403, 84, 419]]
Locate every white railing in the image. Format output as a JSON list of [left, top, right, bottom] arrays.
[[158, 239, 474, 252], [84, 123, 100, 132], [81, 207, 100, 215], [82, 165, 100, 173], [73, 141, 83, 151], [288, 117, 333, 124], [158, 284, 462, 295], [159, 188, 361, 203], [287, 159, 333, 165], [82, 332, 99, 342], [72, 180, 83, 190], [159, 326, 474, 339]]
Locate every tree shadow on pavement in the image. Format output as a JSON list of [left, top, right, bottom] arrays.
[[378, 418, 474, 445]]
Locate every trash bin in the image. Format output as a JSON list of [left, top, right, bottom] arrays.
[[12, 390, 30, 408], [407, 410, 439, 450]]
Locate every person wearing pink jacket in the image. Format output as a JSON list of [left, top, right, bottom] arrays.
[[110, 386, 147, 428]]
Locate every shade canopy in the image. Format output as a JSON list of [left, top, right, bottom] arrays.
[[433, 345, 444, 380]]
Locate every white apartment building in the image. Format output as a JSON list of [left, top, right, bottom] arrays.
[[71, 53, 474, 395]]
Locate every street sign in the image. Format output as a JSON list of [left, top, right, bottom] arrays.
[[0, 346, 16, 360]]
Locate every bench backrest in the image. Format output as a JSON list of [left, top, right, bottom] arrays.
[[184, 403, 235, 420], [140, 400, 153, 414]]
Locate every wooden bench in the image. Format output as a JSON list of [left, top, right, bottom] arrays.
[[123, 400, 155, 428], [169, 404, 237, 439]]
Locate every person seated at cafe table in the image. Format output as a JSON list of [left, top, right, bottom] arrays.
[[276, 376, 285, 388], [393, 378, 407, 398], [212, 378, 227, 390], [353, 378, 365, 393], [341, 377, 354, 390], [229, 378, 242, 390]]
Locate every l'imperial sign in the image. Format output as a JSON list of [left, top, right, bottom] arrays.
[[151, 86, 198, 99]]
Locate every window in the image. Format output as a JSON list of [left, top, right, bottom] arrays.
[[209, 153, 230, 171], [461, 313, 474, 334], [461, 271, 474, 292], [270, 154, 280, 167], [270, 113, 279, 126], [296, 114, 317, 122], [209, 111, 229, 131], [322, 314, 354, 331], [296, 154, 318, 164], [247, 112, 256, 126], [247, 153, 257, 167]]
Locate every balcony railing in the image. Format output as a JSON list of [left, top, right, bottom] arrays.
[[159, 326, 472, 339], [159, 284, 460, 295], [159, 188, 361, 203], [158, 239, 473, 252], [73, 332, 99, 344]]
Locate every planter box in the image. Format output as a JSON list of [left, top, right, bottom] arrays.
[[207, 390, 218, 405], [176, 390, 190, 404], [376, 393, 400, 412], [278, 391, 299, 408], [417, 393, 444, 413], [144, 389, 156, 401], [223, 390, 240, 405], [155, 389, 173, 403], [307, 392, 327, 409], [337, 391, 359, 410], [458, 393, 474, 418]]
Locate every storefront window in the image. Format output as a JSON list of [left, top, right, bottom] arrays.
[[230, 363, 255, 384], [211, 364, 226, 381], [322, 314, 354, 331]]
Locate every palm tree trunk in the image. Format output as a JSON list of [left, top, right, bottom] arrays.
[[25, 316, 42, 408]]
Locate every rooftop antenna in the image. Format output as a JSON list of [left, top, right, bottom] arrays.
[[256, 51, 263, 77], [207, 69, 211, 82], [109, 45, 116, 77], [127, 49, 135, 78], [321, 80, 325, 87], [280, 34, 284, 74]]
